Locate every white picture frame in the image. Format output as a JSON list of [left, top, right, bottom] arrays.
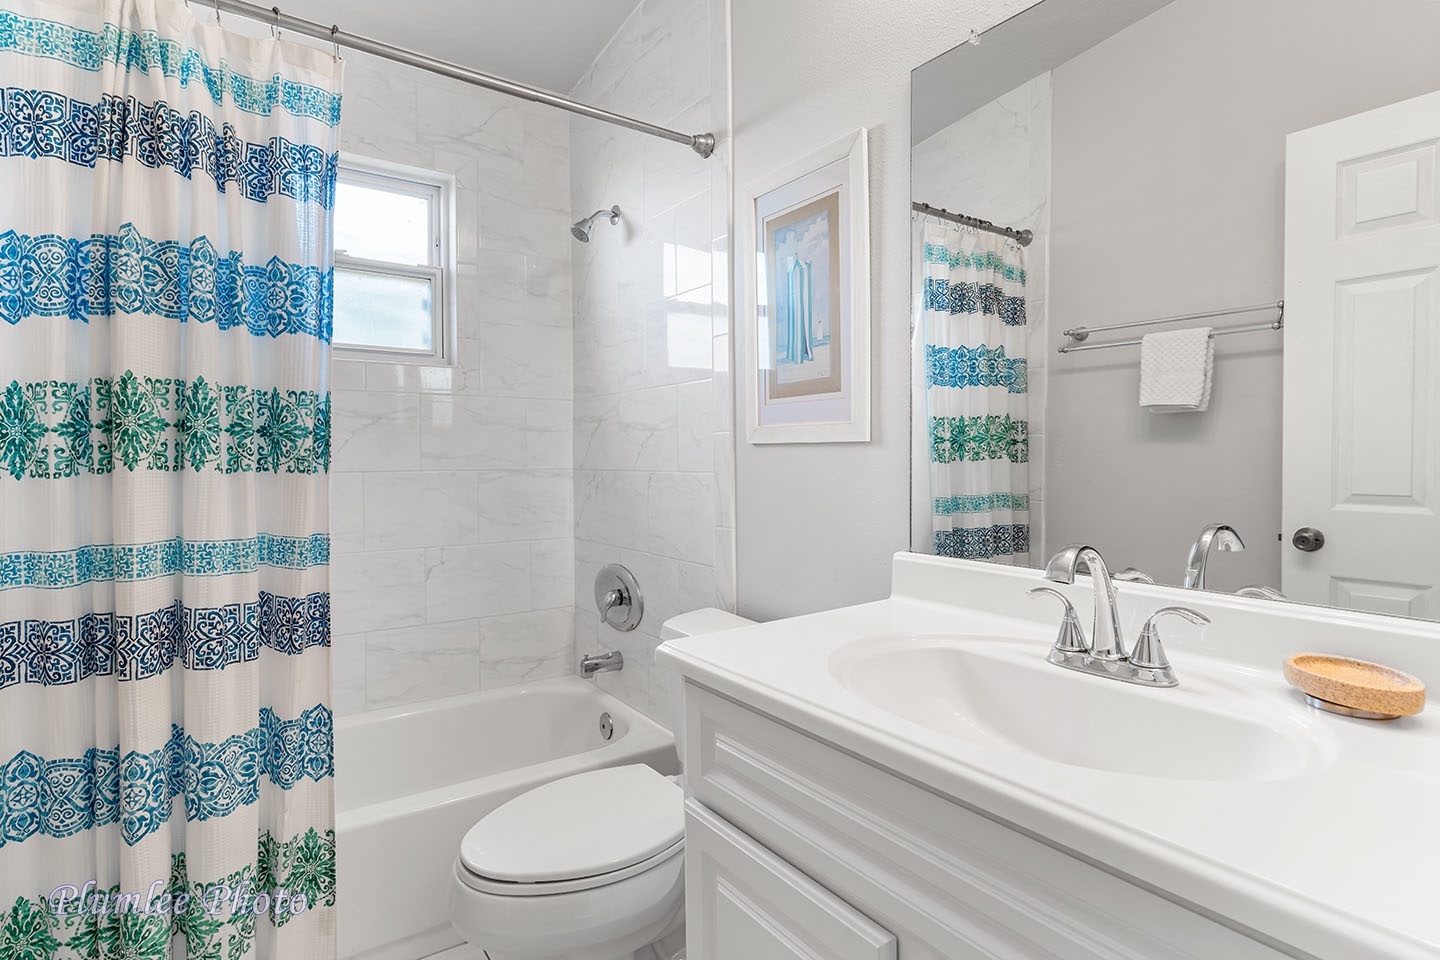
[[742, 128, 871, 444]]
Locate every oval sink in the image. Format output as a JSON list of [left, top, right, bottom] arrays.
[[831, 636, 1333, 782]]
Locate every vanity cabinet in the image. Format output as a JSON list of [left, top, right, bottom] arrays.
[[682, 683, 1296, 960], [686, 801, 897, 960]]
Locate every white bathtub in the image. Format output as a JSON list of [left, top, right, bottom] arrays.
[[336, 677, 678, 960]]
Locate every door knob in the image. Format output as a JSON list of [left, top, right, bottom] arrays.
[[1292, 527, 1326, 552]]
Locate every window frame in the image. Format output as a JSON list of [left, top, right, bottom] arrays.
[[332, 154, 457, 365]]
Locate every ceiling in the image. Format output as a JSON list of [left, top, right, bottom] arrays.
[[274, 0, 642, 92], [912, 0, 1174, 144]]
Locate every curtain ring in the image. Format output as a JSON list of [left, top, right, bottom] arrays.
[[271, 6, 282, 39], [212, 0, 221, 25], [330, 24, 341, 60]]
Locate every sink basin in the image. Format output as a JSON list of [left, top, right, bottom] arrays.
[[831, 636, 1334, 782]]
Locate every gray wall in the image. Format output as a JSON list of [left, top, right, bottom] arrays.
[[731, 0, 1043, 621], [1045, 0, 1440, 592]]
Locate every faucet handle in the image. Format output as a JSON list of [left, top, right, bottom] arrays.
[[1130, 606, 1210, 671], [1027, 587, 1088, 654], [1114, 567, 1156, 584]]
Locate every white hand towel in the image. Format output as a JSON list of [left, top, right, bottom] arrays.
[[1139, 327, 1214, 413]]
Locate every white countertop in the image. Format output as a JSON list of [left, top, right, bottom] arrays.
[[657, 554, 1440, 960]]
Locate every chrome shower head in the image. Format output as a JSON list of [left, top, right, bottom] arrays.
[[571, 205, 621, 243]]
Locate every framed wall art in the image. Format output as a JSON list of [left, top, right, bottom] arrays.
[[742, 128, 870, 443]]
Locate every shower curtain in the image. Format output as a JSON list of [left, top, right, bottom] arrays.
[[0, 1, 340, 956], [920, 220, 1030, 563]]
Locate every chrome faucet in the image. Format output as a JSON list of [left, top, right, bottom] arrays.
[[580, 650, 623, 678], [1041, 544, 1127, 661], [1183, 523, 1244, 589], [1031, 543, 1210, 688]]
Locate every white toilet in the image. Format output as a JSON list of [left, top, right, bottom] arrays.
[[450, 608, 753, 960]]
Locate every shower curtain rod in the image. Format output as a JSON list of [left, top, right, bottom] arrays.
[[912, 201, 1033, 246], [210, 0, 717, 158]]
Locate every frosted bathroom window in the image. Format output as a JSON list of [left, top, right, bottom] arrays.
[[333, 157, 454, 362]]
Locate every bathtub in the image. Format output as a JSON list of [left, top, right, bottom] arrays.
[[336, 677, 678, 960]]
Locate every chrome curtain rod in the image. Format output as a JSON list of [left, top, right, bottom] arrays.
[[212, 0, 716, 158], [912, 201, 1033, 247]]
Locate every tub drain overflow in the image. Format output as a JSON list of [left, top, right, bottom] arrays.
[[599, 712, 614, 740]]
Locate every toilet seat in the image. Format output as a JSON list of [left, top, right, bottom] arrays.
[[457, 839, 683, 896], [458, 764, 683, 896]]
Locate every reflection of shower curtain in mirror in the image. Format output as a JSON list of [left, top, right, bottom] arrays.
[[920, 221, 1030, 562]]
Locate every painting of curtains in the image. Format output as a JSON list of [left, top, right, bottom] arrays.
[[920, 219, 1030, 563], [0, 0, 341, 956]]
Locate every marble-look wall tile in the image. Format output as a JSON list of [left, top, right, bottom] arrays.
[[330, 475, 365, 555], [479, 609, 575, 690], [715, 528, 736, 612], [646, 473, 714, 563], [425, 542, 533, 623], [363, 471, 480, 550], [574, 471, 650, 549], [331, 51, 575, 715], [713, 432, 735, 530], [420, 397, 572, 470], [365, 619, 482, 708], [567, 0, 730, 723], [643, 101, 713, 220], [644, 293, 713, 385], [331, 633, 367, 715], [332, 391, 420, 472], [475, 471, 573, 543], [531, 539, 575, 609], [459, 252, 571, 335], [676, 381, 715, 472], [573, 305, 648, 398], [331, 549, 427, 636], [477, 325, 573, 399], [574, 388, 678, 471]]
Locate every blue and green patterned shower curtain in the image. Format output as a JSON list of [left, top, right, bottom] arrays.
[[0, 1, 340, 956], [921, 220, 1030, 563]]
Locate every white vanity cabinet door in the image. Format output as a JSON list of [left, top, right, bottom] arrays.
[[686, 800, 898, 960]]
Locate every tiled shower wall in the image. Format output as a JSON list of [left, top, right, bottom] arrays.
[[329, 51, 575, 714], [570, 0, 735, 723]]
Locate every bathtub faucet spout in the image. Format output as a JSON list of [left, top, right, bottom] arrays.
[[581, 650, 624, 678]]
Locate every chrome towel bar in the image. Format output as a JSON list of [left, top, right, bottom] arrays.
[[1059, 301, 1283, 354]]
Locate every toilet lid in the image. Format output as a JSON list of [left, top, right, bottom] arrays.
[[459, 764, 683, 884]]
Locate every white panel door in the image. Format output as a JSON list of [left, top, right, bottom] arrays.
[[1283, 89, 1440, 617], [685, 801, 897, 960]]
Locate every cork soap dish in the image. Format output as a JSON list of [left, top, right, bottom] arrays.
[[1283, 654, 1426, 720]]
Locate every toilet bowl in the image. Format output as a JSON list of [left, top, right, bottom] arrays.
[[449, 608, 754, 960]]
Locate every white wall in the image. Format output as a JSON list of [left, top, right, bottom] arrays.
[[910, 73, 1053, 557], [569, 0, 733, 723], [329, 51, 575, 713], [1044, 0, 1440, 591], [730, 0, 1043, 620]]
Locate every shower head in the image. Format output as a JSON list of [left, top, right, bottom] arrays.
[[571, 205, 621, 243]]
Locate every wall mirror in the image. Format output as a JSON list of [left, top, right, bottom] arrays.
[[909, 0, 1440, 620]]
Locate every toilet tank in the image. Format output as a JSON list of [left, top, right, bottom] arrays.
[[659, 608, 755, 769], [660, 608, 753, 642]]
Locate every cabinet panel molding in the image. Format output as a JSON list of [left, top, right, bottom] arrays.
[[686, 800, 897, 960]]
